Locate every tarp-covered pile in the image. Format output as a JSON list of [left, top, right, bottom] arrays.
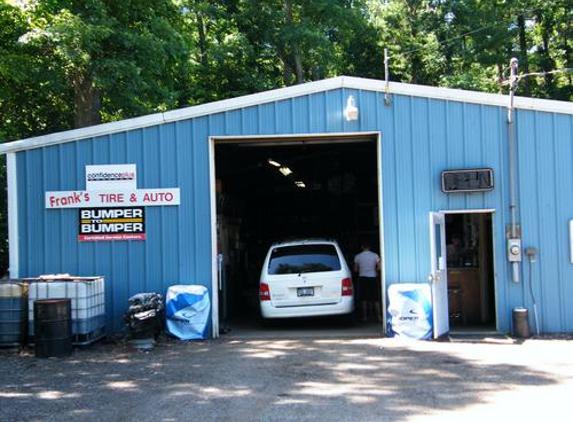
[[166, 285, 210, 340]]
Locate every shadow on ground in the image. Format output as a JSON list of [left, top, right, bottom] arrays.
[[0, 335, 563, 422]]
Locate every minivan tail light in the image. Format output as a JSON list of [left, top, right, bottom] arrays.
[[341, 278, 353, 296], [260, 283, 271, 301]]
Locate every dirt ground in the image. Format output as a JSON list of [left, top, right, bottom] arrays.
[[1, 334, 572, 422]]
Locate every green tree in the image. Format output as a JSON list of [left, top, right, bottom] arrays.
[[367, 0, 448, 85], [18, 0, 189, 128], [367, 0, 571, 99], [0, 1, 73, 142], [177, 0, 381, 105]]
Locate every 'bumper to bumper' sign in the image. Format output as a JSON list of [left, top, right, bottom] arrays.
[[79, 207, 145, 242]]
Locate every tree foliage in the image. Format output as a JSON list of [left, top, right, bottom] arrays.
[[11, 0, 188, 128], [1, 0, 570, 137]]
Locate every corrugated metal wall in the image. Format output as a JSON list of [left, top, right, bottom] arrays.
[[517, 111, 573, 332], [16, 87, 573, 333]]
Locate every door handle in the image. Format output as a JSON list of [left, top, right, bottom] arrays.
[[428, 273, 441, 283]]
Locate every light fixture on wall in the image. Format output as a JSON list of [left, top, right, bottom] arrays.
[[295, 181, 306, 188], [267, 158, 281, 167], [344, 95, 359, 121]]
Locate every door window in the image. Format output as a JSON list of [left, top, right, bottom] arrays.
[[434, 223, 443, 269]]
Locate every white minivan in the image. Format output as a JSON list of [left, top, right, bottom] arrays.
[[259, 239, 354, 319]]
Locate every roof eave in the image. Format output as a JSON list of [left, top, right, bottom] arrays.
[[1, 75, 571, 155]]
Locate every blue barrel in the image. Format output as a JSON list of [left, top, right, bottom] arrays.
[[34, 299, 73, 358], [0, 282, 27, 347]]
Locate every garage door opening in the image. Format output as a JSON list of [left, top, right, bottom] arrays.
[[211, 135, 382, 336]]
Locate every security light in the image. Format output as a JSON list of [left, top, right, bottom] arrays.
[[344, 95, 359, 121]]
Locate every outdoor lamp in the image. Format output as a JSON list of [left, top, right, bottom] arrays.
[[344, 95, 359, 121]]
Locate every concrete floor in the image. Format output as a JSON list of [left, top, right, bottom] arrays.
[[220, 317, 384, 339], [1, 333, 572, 422]]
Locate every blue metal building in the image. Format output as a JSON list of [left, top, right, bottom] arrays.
[[1, 76, 572, 337]]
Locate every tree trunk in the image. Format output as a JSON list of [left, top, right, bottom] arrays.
[[517, 13, 531, 96], [496, 53, 504, 93], [196, 8, 208, 67], [283, 0, 304, 85], [537, 11, 556, 96], [565, 15, 572, 97], [406, 1, 421, 84], [282, 56, 293, 86], [73, 71, 101, 129]]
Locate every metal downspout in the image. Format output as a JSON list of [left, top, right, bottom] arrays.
[[508, 58, 520, 283]]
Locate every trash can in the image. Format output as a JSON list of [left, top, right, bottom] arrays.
[[512, 307, 530, 339], [34, 299, 73, 358]]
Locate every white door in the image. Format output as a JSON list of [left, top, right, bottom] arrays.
[[429, 212, 449, 338]]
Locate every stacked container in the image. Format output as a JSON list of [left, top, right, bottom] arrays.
[[27, 276, 105, 345], [0, 281, 27, 347]]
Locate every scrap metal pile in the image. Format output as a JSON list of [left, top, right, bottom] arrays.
[[124, 293, 164, 343]]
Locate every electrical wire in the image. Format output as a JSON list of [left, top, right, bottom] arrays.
[[527, 256, 540, 336], [398, 24, 501, 56], [392, 7, 553, 58], [517, 68, 573, 80], [501, 68, 573, 85]]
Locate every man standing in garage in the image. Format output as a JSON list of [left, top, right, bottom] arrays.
[[354, 242, 382, 323]]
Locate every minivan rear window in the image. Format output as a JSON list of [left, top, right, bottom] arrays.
[[268, 244, 341, 275]]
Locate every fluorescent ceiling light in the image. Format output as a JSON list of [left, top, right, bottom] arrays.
[[267, 158, 281, 167], [295, 181, 306, 188], [279, 167, 292, 176]]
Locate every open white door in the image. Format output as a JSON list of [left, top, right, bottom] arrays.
[[429, 212, 449, 338]]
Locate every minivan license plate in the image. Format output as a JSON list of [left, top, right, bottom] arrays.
[[297, 287, 314, 297]]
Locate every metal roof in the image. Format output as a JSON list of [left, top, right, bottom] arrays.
[[1, 75, 572, 154]]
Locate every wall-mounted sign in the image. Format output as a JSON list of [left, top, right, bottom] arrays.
[[46, 163, 180, 242], [79, 207, 145, 242], [441, 168, 494, 193], [46, 188, 180, 209], [86, 164, 137, 191]]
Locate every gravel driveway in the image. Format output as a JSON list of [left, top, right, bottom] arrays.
[[1, 335, 572, 421]]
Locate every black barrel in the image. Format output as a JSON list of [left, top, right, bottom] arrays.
[[34, 299, 73, 358], [512, 307, 531, 339]]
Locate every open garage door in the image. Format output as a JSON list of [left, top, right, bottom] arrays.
[[210, 134, 383, 337]]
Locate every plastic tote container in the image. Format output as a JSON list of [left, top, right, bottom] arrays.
[[166, 285, 210, 340], [387, 283, 433, 340], [27, 276, 105, 345]]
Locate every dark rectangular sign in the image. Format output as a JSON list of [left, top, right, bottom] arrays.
[[79, 207, 145, 242], [441, 168, 494, 193]]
